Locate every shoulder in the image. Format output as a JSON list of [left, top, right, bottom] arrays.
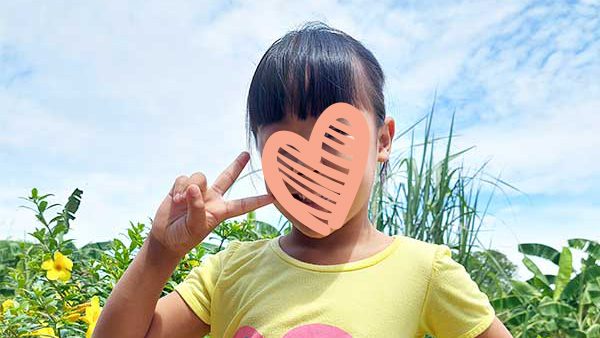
[[393, 235, 451, 281], [208, 238, 273, 286], [210, 237, 271, 255], [216, 238, 272, 267], [395, 234, 442, 254], [227, 238, 272, 255]]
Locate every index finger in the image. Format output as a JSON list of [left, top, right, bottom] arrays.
[[210, 151, 250, 195], [221, 193, 275, 220]]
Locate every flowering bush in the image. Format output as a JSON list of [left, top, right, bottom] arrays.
[[3, 187, 598, 337], [0, 188, 280, 337]]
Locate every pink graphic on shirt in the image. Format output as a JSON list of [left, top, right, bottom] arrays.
[[283, 324, 352, 337], [233, 324, 351, 338], [233, 325, 263, 338]]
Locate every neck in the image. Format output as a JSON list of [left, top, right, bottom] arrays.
[[286, 206, 379, 250]]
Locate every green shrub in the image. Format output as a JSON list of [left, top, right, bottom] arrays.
[[492, 240, 600, 337], [0, 188, 277, 337]]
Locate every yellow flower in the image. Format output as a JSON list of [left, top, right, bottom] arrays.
[[63, 299, 92, 322], [24, 327, 57, 337], [63, 311, 81, 322], [81, 296, 102, 338], [2, 299, 18, 313], [41, 251, 73, 282]]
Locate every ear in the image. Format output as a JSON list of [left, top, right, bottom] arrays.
[[376, 116, 395, 162]]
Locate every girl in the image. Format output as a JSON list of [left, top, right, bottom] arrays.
[[94, 22, 513, 338]]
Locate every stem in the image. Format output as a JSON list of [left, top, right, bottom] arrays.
[[218, 236, 226, 251], [48, 279, 69, 303]]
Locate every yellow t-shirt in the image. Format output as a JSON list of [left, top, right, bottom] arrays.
[[174, 234, 495, 338]]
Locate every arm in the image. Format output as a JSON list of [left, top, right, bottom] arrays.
[[93, 152, 273, 338], [476, 317, 513, 338], [93, 234, 210, 338], [419, 245, 514, 338], [146, 288, 211, 338]]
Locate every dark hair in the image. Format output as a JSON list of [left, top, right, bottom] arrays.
[[245, 21, 389, 185]]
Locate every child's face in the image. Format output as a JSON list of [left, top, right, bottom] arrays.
[[256, 108, 394, 238]]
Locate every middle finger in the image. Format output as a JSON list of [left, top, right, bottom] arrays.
[[210, 151, 250, 195], [171, 175, 189, 200]]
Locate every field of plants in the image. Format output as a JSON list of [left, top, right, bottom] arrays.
[[1, 108, 599, 337]]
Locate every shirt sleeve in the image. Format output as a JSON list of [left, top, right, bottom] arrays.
[[174, 243, 235, 326], [419, 244, 496, 338]]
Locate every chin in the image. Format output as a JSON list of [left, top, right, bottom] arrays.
[[284, 213, 330, 238], [296, 224, 332, 239], [273, 199, 361, 239], [291, 211, 359, 239]]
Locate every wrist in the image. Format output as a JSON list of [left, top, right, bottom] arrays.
[[145, 233, 185, 269]]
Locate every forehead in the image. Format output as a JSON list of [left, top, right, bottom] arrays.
[[256, 114, 316, 146], [255, 108, 377, 151]]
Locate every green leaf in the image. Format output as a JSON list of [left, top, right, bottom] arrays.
[[585, 274, 600, 307], [561, 272, 584, 299], [254, 220, 281, 237], [246, 210, 256, 223], [511, 279, 541, 298], [537, 301, 576, 317], [490, 295, 522, 311], [522, 256, 550, 286], [199, 242, 220, 252], [518, 243, 561, 265], [526, 276, 553, 297], [587, 266, 600, 281], [565, 330, 587, 338], [554, 247, 572, 300], [587, 324, 600, 338], [561, 268, 596, 300], [62, 188, 83, 228], [505, 309, 529, 327], [568, 238, 600, 260], [52, 222, 67, 236]]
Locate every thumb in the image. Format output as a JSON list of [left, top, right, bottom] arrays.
[[185, 184, 206, 233]]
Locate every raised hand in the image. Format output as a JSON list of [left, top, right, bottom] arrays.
[[150, 151, 274, 258]]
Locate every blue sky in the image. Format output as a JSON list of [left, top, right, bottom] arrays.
[[1, 0, 598, 278]]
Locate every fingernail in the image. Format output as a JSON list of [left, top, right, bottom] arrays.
[[189, 184, 199, 197]]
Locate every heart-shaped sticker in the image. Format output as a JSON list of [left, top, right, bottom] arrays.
[[261, 102, 370, 237]]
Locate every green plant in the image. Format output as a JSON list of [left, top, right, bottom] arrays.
[[467, 249, 519, 300], [0, 188, 281, 337], [367, 95, 520, 293], [492, 239, 600, 337]]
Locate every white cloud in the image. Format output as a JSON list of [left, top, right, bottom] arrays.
[[0, 93, 95, 154], [0, 0, 598, 280], [452, 98, 600, 197]]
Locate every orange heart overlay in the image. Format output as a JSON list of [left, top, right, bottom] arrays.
[[261, 102, 370, 237]]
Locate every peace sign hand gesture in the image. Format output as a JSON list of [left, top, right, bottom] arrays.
[[150, 151, 274, 258]]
